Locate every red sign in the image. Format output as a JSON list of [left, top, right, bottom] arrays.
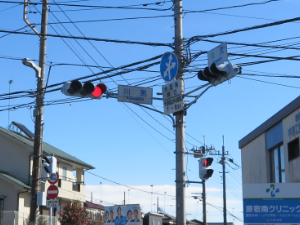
[[48, 172, 59, 184], [47, 185, 59, 199]]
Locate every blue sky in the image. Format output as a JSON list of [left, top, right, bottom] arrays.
[[1, 0, 300, 224]]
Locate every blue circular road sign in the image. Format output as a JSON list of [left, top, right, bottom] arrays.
[[160, 52, 178, 82]]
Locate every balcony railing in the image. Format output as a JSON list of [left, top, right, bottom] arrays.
[[72, 182, 84, 192]]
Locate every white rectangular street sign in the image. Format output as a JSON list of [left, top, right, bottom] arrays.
[[46, 199, 59, 208], [118, 85, 153, 105], [162, 80, 184, 115], [207, 43, 228, 67]]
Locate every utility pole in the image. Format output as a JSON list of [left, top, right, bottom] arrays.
[[222, 136, 227, 225], [202, 180, 207, 225], [29, 0, 48, 224], [124, 191, 126, 205], [174, 0, 186, 224]]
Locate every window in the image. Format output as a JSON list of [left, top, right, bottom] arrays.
[[288, 138, 299, 161], [269, 144, 285, 183], [63, 167, 67, 180]]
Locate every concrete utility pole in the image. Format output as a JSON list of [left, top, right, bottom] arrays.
[[29, 0, 48, 224], [202, 180, 207, 225], [222, 136, 227, 225], [174, 0, 186, 225]]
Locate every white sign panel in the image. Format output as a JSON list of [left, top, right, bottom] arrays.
[[243, 183, 300, 225], [243, 183, 300, 199], [162, 80, 184, 115], [118, 85, 153, 105], [46, 199, 59, 208], [37, 192, 46, 206], [207, 43, 228, 67]]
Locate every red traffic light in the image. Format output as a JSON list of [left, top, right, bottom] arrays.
[[62, 81, 107, 99], [91, 83, 107, 98], [202, 158, 213, 167]]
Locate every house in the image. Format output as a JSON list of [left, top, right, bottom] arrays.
[[0, 122, 94, 224], [84, 201, 105, 225]]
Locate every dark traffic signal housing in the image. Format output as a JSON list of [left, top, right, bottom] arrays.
[[61, 80, 107, 99], [199, 157, 214, 180], [198, 62, 241, 86]]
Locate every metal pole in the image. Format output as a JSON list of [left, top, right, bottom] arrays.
[[124, 191, 125, 205], [29, 1, 48, 224], [202, 180, 207, 225], [49, 207, 52, 225], [174, 0, 185, 224], [222, 136, 227, 225]]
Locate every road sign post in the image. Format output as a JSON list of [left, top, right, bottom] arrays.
[[118, 85, 153, 105], [46, 199, 59, 208], [162, 80, 184, 115], [160, 52, 178, 82], [48, 172, 59, 185], [47, 185, 59, 200], [207, 43, 228, 67]]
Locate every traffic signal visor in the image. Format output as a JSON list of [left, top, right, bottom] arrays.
[[41, 156, 57, 179], [199, 157, 214, 180], [61, 80, 107, 99], [198, 61, 241, 86]]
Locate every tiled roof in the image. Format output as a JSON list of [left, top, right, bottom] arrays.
[[0, 170, 31, 189], [85, 201, 105, 210], [0, 126, 94, 169]]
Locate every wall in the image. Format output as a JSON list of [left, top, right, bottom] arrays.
[[18, 192, 31, 214], [0, 178, 18, 211], [0, 132, 31, 183], [282, 108, 300, 183], [241, 133, 267, 184]]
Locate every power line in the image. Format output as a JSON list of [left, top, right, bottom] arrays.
[[0, 29, 173, 47], [186, 16, 300, 46]]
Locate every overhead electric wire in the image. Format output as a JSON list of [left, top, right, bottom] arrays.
[[202, 39, 300, 51], [85, 170, 176, 198], [0, 0, 173, 10], [186, 15, 300, 46], [0, 25, 28, 39], [237, 76, 300, 89], [0, 29, 173, 48], [0, 2, 22, 12], [0, 54, 162, 101]]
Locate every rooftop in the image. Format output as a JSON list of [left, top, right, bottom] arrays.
[[239, 95, 300, 149], [0, 124, 94, 169], [0, 170, 31, 189]]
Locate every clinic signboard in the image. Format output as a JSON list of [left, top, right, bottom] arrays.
[[243, 183, 300, 225], [104, 204, 141, 225]]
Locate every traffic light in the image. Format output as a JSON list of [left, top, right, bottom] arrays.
[[198, 61, 241, 86], [61, 80, 107, 98], [199, 157, 214, 180], [41, 156, 57, 179]]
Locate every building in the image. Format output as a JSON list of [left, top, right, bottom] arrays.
[[239, 95, 300, 184], [239, 96, 300, 225], [84, 201, 105, 225], [143, 212, 163, 225], [0, 122, 94, 224]]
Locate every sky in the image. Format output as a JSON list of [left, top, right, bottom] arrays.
[[1, 0, 300, 224]]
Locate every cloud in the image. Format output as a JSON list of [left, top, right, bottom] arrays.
[[86, 184, 243, 225]]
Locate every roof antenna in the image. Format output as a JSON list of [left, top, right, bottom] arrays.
[[8, 80, 13, 128]]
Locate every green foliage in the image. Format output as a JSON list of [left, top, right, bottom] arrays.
[[58, 200, 92, 225]]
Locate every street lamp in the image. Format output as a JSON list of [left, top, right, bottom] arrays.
[[22, 58, 41, 78]]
